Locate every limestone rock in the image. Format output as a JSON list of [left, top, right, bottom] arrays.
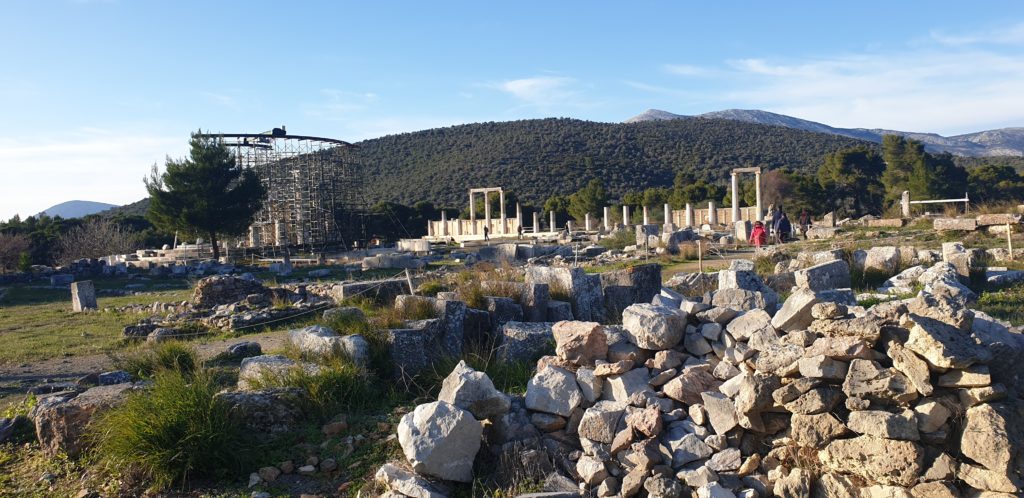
[[701, 392, 738, 435], [819, 435, 924, 487], [578, 401, 627, 443], [903, 314, 992, 370], [910, 481, 958, 498], [438, 360, 510, 420], [914, 398, 953, 433], [33, 384, 137, 457], [498, 321, 555, 362], [397, 401, 482, 482], [575, 367, 604, 403], [727, 309, 774, 341], [602, 367, 653, 402], [842, 359, 918, 404], [961, 403, 1016, 474], [798, 355, 849, 381], [525, 366, 583, 417], [553, 321, 608, 366], [215, 387, 308, 435], [846, 409, 920, 441], [790, 413, 851, 448], [663, 365, 722, 405], [794, 259, 851, 291], [806, 336, 873, 361], [576, 455, 609, 487], [622, 303, 686, 350], [773, 467, 813, 498], [375, 462, 446, 498], [888, 343, 933, 396]]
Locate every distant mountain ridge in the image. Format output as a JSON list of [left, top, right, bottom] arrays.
[[38, 200, 118, 219], [625, 108, 1024, 157]]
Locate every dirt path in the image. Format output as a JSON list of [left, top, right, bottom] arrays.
[[0, 330, 291, 400]]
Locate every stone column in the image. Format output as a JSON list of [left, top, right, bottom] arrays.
[[901, 190, 911, 218], [708, 201, 718, 226], [623, 205, 630, 227], [643, 206, 650, 225], [603, 206, 611, 230], [567, 220, 574, 232], [440, 210, 448, 236], [533, 211, 540, 233], [550, 210, 556, 232], [585, 213, 592, 231], [499, 190, 507, 234], [469, 191, 476, 235], [456, 219, 463, 236], [685, 203, 694, 227], [731, 172, 740, 223], [427, 222, 434, 237], [484, 191, 492, 235], [515, 203, 522, 234], [755, 171, 763, 222]]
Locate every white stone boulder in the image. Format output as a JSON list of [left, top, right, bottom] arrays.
[[437, 360, 510, 420], [525, 366, 583, 417], [397, 401, 482, 482], [622, 303, 686, 350]]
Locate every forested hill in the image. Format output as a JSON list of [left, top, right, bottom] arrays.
[[353, 117, 875, 208]]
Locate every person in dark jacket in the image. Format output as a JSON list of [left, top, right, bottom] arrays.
[[777, 212, 792, 243]]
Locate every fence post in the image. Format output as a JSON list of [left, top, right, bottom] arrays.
[[697, 239, 703, 273], [1008, 223, 1014, 261], [405, 269, 416, 295]]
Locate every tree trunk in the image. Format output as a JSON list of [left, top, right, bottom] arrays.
[[209, 231, 220, 261]]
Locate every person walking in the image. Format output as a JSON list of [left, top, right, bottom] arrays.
[[799, 209, 812, 240], [777, 211, 792, 243], [483, 225, 489, 241], [749, 221, 767, 250]]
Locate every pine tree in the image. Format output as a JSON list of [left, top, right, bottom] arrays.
[[144, 132, 265, 260]]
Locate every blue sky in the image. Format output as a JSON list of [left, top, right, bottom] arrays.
[[2, 0, 1024, 219]]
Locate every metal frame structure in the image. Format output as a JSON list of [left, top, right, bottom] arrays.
[[198, 127, 365, 252]]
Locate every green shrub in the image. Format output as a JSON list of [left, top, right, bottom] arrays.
[[116, 341, 198, 379], [90, 371, 246, 491], [418, 280, 446, 297], [246, 357, 377, 419], [597, 229, 635, 251]]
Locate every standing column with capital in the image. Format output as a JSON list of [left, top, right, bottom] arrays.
[[622, 205, 630, 227], [755, 171, 763, 222], [499, 190, 507, 234], [484, 191, 492, 236], [685, 203, 694, 227], [469, 191, 477, 235], [731, 172, 740, 223], [515, 203, 522, 235]]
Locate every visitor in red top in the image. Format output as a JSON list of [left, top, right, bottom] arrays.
[[749, 221, 767, 249]]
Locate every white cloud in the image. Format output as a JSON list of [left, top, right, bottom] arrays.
[[663, 64, 714, 77], [0, 132, 183, 220], [493, 76, 577, 105], [648, 27, 1024, 135], [930, 22, 1024, 46]]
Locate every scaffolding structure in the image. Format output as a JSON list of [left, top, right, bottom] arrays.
[[198, 127, 365, 251]]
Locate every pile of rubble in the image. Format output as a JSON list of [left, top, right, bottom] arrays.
[[375, 255, 1024, 497]]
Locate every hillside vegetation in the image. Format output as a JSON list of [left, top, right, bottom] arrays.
[[354, 117, 874, 208]]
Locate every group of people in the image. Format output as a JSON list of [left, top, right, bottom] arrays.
[[748, 207, 813, 249]]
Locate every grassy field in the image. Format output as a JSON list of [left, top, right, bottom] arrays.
[[0, 284, 194, 364]]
